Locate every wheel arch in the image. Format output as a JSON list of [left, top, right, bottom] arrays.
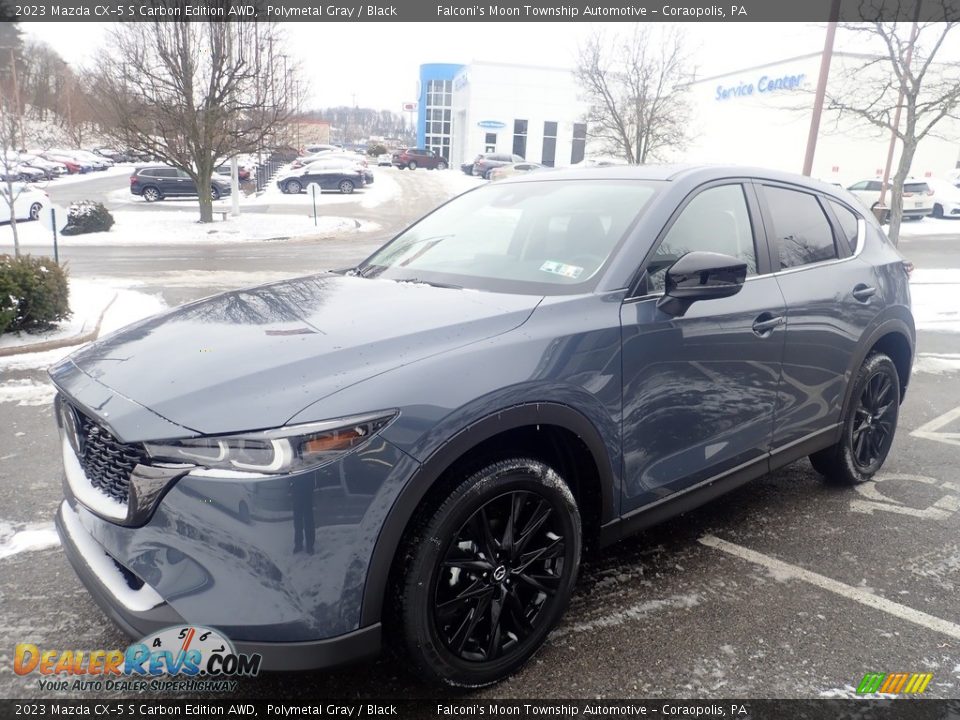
[[839, 312, 915, 428], [359, 402, 615, 627]]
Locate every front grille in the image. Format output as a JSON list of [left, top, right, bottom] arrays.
[[73, 408, 148, 505]]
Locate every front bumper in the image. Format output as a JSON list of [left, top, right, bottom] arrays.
[[56, 502, 381, 671], [53, 405, 421, 670]]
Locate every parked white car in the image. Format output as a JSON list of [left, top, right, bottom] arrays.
[[927, 179, 960, 219], [846, 178, 934, 221], [0, 183, 48, 223]]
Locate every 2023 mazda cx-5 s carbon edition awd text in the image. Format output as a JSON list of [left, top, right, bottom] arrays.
[[51, 165, 914, 687]]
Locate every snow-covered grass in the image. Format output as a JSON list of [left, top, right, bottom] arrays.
[[911, 268, 960, 333], [0, 278, 166, 371], [5, 209, 376, 248]]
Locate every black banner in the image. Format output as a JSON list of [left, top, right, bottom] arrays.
[[3, 700, 960, 720], [3, 0, 960, 22]]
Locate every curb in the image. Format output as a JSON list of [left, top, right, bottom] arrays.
[[0, 292, 118, 358]]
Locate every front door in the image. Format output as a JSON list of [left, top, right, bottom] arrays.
[[619, 182, 785, 513]]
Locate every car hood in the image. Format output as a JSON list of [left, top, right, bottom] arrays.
[[53, 274, 541, 439]]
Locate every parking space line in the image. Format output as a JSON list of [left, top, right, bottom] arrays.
[[699, 534, 960, 641]]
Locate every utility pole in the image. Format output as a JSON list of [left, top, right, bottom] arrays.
[[801, 0, 841, 177]]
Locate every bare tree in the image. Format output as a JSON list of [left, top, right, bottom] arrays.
[[824, 19, 960, 244], [574, 25, 694, 165], [87, 17, 300, 223], [1, 92, 26, 257]]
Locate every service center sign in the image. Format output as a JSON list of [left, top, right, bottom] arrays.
[[716, 71, 807, 101]]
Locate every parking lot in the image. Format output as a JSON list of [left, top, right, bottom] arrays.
[[1, 171, 959, 699]]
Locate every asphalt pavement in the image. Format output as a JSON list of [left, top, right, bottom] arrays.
[[1, 173, 959, 700]]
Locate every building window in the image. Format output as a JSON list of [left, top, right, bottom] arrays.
[[542, 121, 558, 167], [513, 119, 528, 159], [424, 79, 453, 161], [571, 123, 587, 165], [485, 133, 497, 153]]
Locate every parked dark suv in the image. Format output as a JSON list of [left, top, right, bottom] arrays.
[[52, 165, 913, 688], [130, 166, 232, 202], [392, 147, 447, 170], [470, 152, 525, 179]]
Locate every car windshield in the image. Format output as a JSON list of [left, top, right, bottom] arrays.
[[359, 179, 660, 294]]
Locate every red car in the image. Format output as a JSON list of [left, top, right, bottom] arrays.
[[392, 148, 447, 171]]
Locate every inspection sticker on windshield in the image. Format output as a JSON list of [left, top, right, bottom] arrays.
[[540, 261, 584, 279]]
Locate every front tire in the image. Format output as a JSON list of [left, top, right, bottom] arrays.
[[809, 353, 900, 485], [436, 161, 447, 171], [283, 179, 303, 194], [211, 187, 221, 201], [397, 458, 581, 687]]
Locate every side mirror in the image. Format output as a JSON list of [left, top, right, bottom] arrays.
[[656, 251, 747, 317]]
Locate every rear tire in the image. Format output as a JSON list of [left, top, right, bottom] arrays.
[[933, 204, 944, 219], [436, 161, 447, 171], [809, 353, 900, 485], [211, 187, 221, 201], [29, 202, 42, 220], [142, 186, 162, 202], [283, 179, 302, 194], [338, 179, 355, 194], [396, 458, 581, 687], [407, 161, 418, 170]]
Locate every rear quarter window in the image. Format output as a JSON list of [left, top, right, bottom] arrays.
[[828, 200, 860, 253]]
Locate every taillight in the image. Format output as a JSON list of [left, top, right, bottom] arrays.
[[130, 175, 136, 184], [927, 189, 935, 196], [902, 260, 914, 278]]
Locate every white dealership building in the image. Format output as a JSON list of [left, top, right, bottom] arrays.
[[678, 51, 960, 183], [418, 52, 960, 182]]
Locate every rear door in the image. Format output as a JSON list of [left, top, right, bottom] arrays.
[[620, 181, 786, 512], [756, 183, 876, 451]]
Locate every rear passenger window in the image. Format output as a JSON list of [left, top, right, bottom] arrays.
[[829, 200, 859, 253], [764, 186, 838, 269]]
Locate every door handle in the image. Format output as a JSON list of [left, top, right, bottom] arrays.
[[852, 284, 877, 302], [752, 313, 785, 336]]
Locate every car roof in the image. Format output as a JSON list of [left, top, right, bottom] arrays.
[[507, 163, 854, 199]]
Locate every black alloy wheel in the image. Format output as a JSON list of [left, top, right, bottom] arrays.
[[398, 458, 580, 687], [850, 368, 897, 470], [810, 352, 900, 484]]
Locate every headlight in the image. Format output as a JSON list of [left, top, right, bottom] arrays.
[[144, 411, 396, 474]]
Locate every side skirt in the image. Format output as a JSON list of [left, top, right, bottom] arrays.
[[599, 424, 839, 547]]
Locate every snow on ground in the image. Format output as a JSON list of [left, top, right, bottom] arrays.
[[913, 353, 960, 375], [911, 268, 960, 333], [26, 164, 136, 191], [0, 278, 166, 371], [0, 520, 60, 560], [431, 166, 488, 196], [898, 216, 960, 236], [0, 379, 56, 406], [5, 209, 376, 248]]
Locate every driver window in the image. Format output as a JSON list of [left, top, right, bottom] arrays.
[[646, 184, 757, 293]]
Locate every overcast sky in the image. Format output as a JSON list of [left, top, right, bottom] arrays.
[[20, 22, 882, 111]]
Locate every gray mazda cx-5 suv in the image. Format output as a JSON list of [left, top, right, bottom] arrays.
[[51, 165, 914, 686]]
